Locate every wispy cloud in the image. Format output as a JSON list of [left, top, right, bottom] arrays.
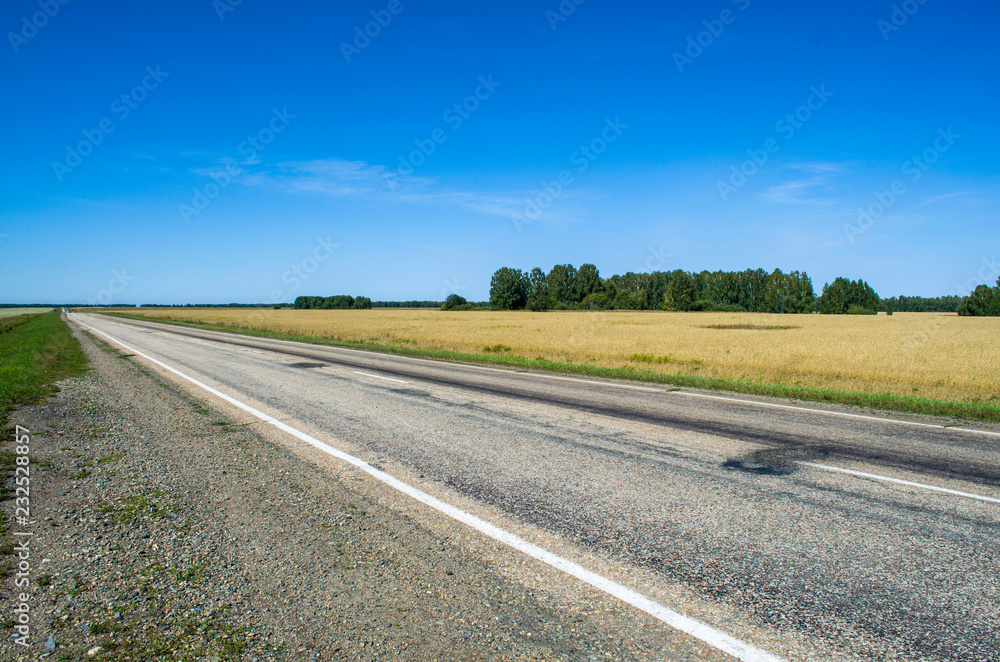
[[762, 177, 840, 206], [904, 190, 973, 211], [788, 161, 844, 174], [237, 157, 591, 223]]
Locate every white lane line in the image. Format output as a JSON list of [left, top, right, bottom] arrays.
[[951, 426, 1000, 437], [488, 369, 665, 393], [796, 462, 1000, 505], [354, 371, 409, 385], [70, 314, 783, 662], [668, 391, 1000, 438]]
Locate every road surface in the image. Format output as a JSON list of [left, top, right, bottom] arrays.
[[68, 312, 1000, 662]]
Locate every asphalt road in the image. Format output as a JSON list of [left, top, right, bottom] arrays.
[[69, 312, 1000, 662]]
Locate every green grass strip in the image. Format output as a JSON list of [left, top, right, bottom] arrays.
[[103, 312, 1000, 423], [0, 313, 39, 335], [0, 311, 89, 426]]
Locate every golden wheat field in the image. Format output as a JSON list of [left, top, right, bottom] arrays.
[[116, 308, 1000, 404]]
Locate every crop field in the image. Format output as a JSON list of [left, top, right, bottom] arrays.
[[111, 308, 1000, 407], [0, 307, 51, 317]]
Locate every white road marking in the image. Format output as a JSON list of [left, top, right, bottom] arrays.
[[951, 426, 1000, 437], [354, 370, 409, 385], [70, 314, 784, 662], [668, 391, 1000, 438], [486, 369, 665, 393], [796, 462, 1000, 505]]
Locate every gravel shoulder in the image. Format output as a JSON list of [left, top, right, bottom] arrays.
[[0, 320, 689, 661]]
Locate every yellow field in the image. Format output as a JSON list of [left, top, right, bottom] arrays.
[[118, 308, 999, 404]]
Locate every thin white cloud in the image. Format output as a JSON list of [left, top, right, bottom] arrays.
[[904, 190, 973, 210], [240, 157, 592, 223], [787, 161, 844, 174], [762, 177, 840, 206]]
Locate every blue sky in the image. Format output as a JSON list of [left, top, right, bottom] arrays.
[[2, 0, 998, 304]]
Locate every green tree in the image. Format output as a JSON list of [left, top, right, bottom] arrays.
[[764, 269, 815, 314], [958, 278, 1000, 316], [441, 294, 467, 311], [663, 270, 695, 311], [546, 264, 578, 307], [818, 278, 879, 314], [578, 292, 610, 310], [573, 263, 602, 303], [526, 267, 551, 311], [489, 267, 529, 310]]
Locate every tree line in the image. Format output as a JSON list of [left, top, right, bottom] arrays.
[[957, 278, 1000, 316], [489, 264, 835, 313], [488, 264, 1000, 316], [879, 295, 964, 313], [293, 295, 372, 309]]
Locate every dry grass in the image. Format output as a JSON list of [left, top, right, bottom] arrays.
[[114, 308, 1000, 405]]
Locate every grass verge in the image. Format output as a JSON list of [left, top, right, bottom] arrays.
[[0, 311, 89, 426], [103, 312, 1000, 423], [1, 311, 89, 583]]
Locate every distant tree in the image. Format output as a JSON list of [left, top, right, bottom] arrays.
[[526, 267, 551, 311], [662, 270, 696, 311], [546, 264, 578, 308], [648, 271, 672, 309], [889, 295, 963, 312], [818, 278, 879, 314], [610, 272, 652, 310], [578, 292, 611, 310], [764, 269, 815, 313], [958, 278, 1000, 316], [573, 263, 602, 302], [489, 267, 529, 310], [441, 294, 468, 311], [294, 295, 369, 309]]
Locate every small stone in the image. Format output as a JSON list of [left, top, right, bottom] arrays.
[[87, 646, 102, 657], [45, 637, 56, 650]]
